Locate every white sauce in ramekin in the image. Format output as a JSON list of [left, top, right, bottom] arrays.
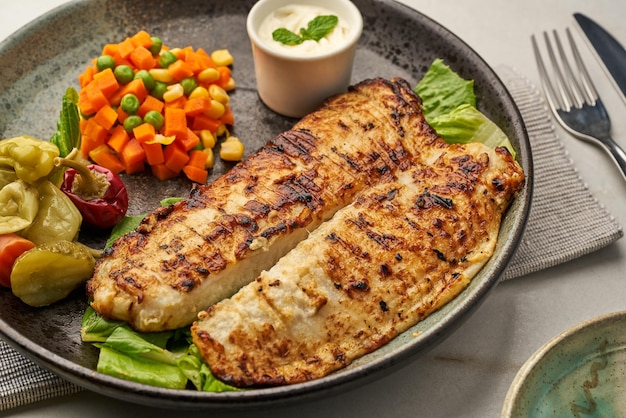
[[258, 4, 351, 56]]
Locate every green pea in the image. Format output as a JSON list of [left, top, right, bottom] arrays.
[[114, 65, 134, 85], [158, 50, 178, 68], [123, 115, 144, 133], [180, 77, 198, 96], [144, 110, 164, 131], [134, 70, 155, 90], [96, 55, 115, 72], [149, 36, 163, 56], [150, 81, 168, 100], [120, 94, 140, 114]]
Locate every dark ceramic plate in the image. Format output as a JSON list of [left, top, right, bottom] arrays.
[[0, 0, 532, 409]]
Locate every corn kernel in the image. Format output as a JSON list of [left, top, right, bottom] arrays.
[[149, 68, 174, 83], [220, 136, 244, 161], [215, 124, 227, 137], [163, 83, 184, 102], [189, 86, 210, 100], [222, 77, 236, 91], [211, 49, 234, 67], [198, 68, 220, 84], [200, 130, 216, 149], [209, 84, 229, 105], [203, 148, 215, 169], [204, 100, 225, 119]]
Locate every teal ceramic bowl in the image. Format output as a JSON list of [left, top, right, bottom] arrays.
[[502, 310, 626, 418]]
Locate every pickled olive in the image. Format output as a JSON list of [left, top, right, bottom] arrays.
[[19, 180, 82, 245], [59, 161, 128, 229], [10, 240, 97, 307], [0, 135, 60, 184], [0, 180, 39, 234]]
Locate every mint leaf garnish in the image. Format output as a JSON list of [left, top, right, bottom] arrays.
[[272, 15, 339, 46], [272, 28, 305, 45]]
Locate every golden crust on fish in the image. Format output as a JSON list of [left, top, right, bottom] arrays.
[[191, 143, 524, 387], [86, 77, 441, 332]]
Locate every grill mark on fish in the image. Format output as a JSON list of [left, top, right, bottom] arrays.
[[87, 77, 495, 333]]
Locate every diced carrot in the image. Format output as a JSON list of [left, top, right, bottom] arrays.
[[89, 144, 126, 174], [78, 65, 95, 88], [191, 113, 221, 132], [102, 43, 119, 57], [141, 141, 164, 166], [0, 233, 36, 287], [182, 164, 208, 184], [151, 163, 178, 181], [138, 95, 164, 118], [187, 149, 208, 168], [110, 78, 148, 106], [93, 104, 118, 131], [130, 46, 155, 71], [78, 89, 97, 115], [167, 59, 194, 81], [80, 134, 98, 157], [120, 138, 146, 169], [83, 117, 109, 145], [177, 128, 200, 151], [93, 68, 120, 98], [164, 96, 187, 110], [84, 82, 109, 114], [163, 108, 187, 138], [130, 30, 153, 48], [117, 106, 128, 124], [133, 122, 156, 143], [125, 159, 146, 175], [216, 66, 231, 88], [220, 106, 234, 126], [183, 96, 210, 117], [163, 143, 190, 173], [118, 37, 135, 59], [107, 125, 130, 153]]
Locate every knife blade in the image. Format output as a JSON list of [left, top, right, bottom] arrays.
[[574, 12, 626, 104]]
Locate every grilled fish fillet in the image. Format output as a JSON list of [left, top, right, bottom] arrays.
[[191, 142, 524, 387], [87, 77, 442, 332]]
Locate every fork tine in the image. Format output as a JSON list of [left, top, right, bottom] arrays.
[[553, 30, 585, 108], [544, 31, 577, 110], [531, 34, 562, 111], [566, 27, 599, 105]]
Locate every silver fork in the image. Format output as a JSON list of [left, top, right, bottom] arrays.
[[532, 28, 626, 181]]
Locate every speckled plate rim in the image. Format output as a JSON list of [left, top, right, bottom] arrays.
[[0, 0, 532, 410], [501, 310, 626, 417]]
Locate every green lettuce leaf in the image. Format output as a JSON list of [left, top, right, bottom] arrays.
[[97, 346, 188, 389], [429, 104, 516, 157], [414, 58, 475, 121], [414, 58, 516, 156]]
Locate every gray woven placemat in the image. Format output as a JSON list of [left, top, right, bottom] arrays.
[[0, 67, 622, 411], [497, 65, 623, 279]]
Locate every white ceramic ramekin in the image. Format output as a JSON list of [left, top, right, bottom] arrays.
[[246, 0, 363, 118]]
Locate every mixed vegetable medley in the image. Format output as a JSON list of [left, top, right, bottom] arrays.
[[0, 25, 515, 393], [76, 30, 241, 184]]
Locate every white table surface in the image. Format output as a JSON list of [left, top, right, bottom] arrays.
[[1, 1, 625, 417]]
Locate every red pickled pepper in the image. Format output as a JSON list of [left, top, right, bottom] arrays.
[[58, 159, 129, 229]]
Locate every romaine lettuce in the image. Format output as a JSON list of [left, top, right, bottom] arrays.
[[414, 59, 516, 157]]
